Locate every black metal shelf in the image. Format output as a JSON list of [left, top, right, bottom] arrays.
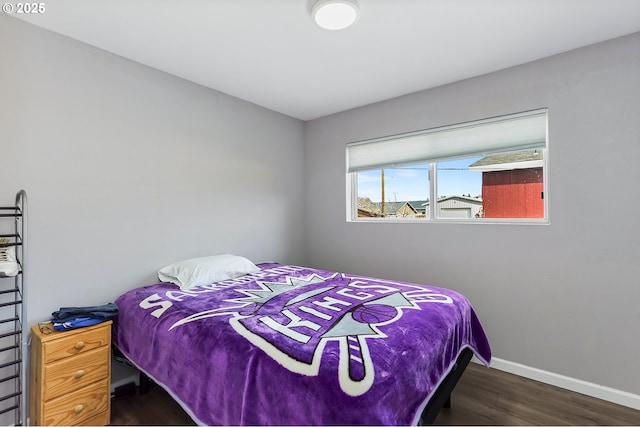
[[0, 190, 26, 425]]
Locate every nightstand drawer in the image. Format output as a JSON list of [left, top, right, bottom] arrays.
[[43, 345, 110, 401], [42, 326, 110, 364], [42, 378, 110, 426]]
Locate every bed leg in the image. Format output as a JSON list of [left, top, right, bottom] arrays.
[[443, 396, 451, 409], [139, 372, 151, 395]]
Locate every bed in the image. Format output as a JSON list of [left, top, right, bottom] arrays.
[[113, 260, 491, 425]]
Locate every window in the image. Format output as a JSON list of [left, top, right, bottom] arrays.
[[346, 109, 548, 223]]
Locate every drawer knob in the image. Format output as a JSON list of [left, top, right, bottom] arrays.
[[74, 369, 85, 379], [75, 341, 85, 350], [74, 404, 84, 414]]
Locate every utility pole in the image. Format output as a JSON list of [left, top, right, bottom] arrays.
[[381, 169, 385, 216]]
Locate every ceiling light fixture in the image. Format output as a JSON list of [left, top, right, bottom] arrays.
[[312, 0, 360, 30]]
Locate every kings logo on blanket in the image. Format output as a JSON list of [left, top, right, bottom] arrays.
[[137, 264, 466, 397]]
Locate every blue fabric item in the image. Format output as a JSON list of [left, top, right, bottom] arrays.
[[52, 302, 118, 321], [53, 317, 104, 331]]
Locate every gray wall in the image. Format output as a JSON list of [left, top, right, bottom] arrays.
[[304, 33, 640, 396], [0, 14, 306, 327]]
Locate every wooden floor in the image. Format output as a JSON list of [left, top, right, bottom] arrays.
[[110, 362, 640, 425]]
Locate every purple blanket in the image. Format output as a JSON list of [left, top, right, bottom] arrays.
[[113, 263, 491, 425]]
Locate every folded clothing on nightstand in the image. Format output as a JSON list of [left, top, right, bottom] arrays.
[[51, 302, 119, 331]]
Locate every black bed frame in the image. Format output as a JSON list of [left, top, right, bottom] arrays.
[[116, 347, 473, 425], [417, 347, 473, 424]]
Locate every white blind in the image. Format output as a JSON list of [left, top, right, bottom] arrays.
[[346, 109, 547, 172]]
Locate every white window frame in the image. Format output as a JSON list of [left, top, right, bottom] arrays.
[[346, 109, 549, 224]]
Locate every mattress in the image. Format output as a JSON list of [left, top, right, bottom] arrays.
[[113, 262, 491, 425]]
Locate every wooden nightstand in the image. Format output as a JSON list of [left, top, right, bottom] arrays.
[[29, 320, 112, 426]]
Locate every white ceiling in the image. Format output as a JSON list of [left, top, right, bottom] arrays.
[[14, 0, 640, 121]]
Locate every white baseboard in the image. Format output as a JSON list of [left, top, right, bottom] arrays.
[[473, 356, 640, 411]]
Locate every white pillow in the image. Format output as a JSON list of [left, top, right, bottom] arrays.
[[158, 254, 260, 291]]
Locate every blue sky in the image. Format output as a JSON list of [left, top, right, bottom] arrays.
[[357, 157, 483, 202]]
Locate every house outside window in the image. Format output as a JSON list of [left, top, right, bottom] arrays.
[[346, 109, 548, 224], [469, 150, 544, 218]]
